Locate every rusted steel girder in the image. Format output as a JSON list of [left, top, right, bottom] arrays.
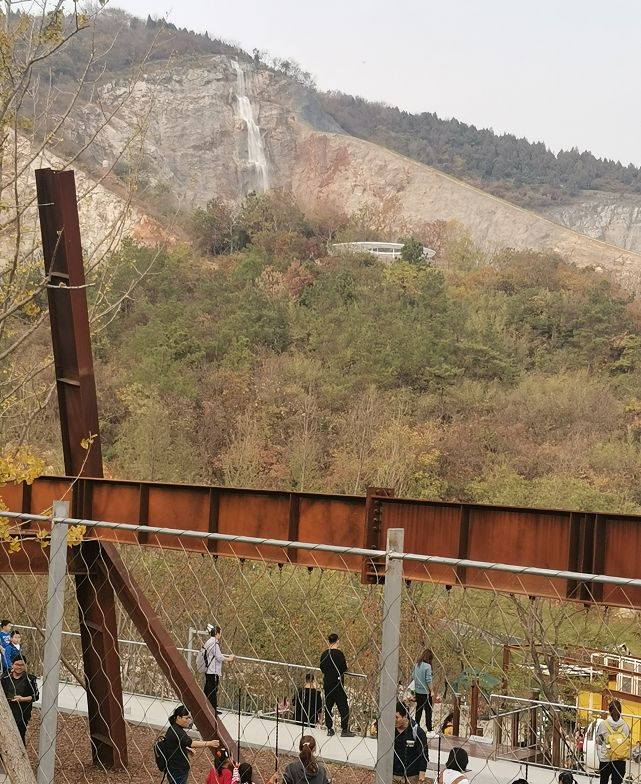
[[75, 541, 128, 768], [5, 475, 641, 609], [35, 168, 127, 767], [97, 541, 239, 759], [35, 168, 102, 477]]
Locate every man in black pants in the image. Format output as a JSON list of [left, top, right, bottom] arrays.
[[203, 625, 234, 717], [320, 633, 354, 737], [596, 699, 630, 784], [1, 658, 39, 743]]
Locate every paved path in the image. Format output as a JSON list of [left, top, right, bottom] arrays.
[[4, 681, 629, 784]]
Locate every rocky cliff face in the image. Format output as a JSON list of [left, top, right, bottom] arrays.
[[68, 55, 641, 288], [540, 193, 641, 253]]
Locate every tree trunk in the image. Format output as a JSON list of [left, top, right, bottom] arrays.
[[0, 688, 37, 784]]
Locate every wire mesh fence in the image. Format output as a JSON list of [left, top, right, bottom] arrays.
[[1, 508, 641, 784]]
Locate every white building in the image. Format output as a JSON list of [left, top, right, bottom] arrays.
[[330, 241, 436, 261]]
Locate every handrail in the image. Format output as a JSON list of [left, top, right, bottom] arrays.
[[16, 623, 367, 679], [489, 692, 639, 721]]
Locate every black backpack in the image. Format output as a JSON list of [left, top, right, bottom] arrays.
[[154, 734, 169, 773]]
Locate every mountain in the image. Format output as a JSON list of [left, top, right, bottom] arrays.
[[59, 51, 641, 289]]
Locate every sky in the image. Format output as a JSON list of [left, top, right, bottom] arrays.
[[111, 0, 641, 167]]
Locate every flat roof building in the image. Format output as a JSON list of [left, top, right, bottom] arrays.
[[330, 241, 436, 261]]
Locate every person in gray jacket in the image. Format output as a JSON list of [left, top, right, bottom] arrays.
[[595, 700, 630, 784]]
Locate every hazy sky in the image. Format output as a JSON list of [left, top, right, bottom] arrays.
[[112, 0, 641, 166]]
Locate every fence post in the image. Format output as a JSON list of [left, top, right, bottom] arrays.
[[376, 527, 404, 784], [37, 501, 69, 784]]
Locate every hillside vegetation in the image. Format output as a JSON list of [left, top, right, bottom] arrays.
[[60, 191, 641, 513], [320, 93, 641, 209]]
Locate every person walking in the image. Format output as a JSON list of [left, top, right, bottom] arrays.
[[204, 626, 234, 717], [293, 673, 323, 727], [1, 658, 39, 743], [393, 701, 429, 784], [283, 735, 329, 784], [319, 633, 354, 737], [164, 705, 220, 784], [596, 699, 631, 784], [412, 649, 433, 732]]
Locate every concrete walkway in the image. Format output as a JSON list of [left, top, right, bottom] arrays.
[[6, 681, 632, 784]]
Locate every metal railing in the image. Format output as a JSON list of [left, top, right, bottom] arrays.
[[490, 693, 641, 777]]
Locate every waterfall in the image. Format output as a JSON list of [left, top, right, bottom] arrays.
[[232, 61, 270, 193]]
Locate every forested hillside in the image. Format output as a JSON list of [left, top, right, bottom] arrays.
[[57, 192, 641, 513], [320, 93, 641, 209]]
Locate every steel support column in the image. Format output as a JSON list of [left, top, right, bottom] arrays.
[[35, 167, 126, 768], [35, 168, 102, 477], [75, 540, 128, 768]]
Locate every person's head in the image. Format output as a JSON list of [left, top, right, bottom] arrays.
[[304, 672, 315, 685], [395, 701, 410, 732], [169, 705, 192, 728], [209, 625, 221, 639], [609, 699, 622, 721], [445, 748, 468, 772], [512, 779, 529, 784], [0, 620, 11, 632], [559, 772, 575, 784], [417, 648, 433, 665], [327, 633, 339, 647], [10, 630, 21, 644], [299, 735, 318, 773], [216, 754, 233, 772], [238, 763, 253, 784], [10, 658, 26, 677]]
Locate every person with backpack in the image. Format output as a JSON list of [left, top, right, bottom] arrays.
[[157, 705, 220, 784], [412, 649, 434, 732], [595, 699, 631, 784], [203, 626, 234, 717], [393, 701, 429, 784], [282, 735, 329, 784], [438, 748, 470, 784]]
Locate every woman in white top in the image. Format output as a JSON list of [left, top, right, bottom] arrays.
[[439, 748, 470, 784]]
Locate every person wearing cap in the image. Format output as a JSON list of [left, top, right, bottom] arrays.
[[438, 748, 470, 784], [203, 626, 234, 717], [393, 701, 429, 784]]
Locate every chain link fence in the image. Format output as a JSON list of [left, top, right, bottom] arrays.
[[1, 508, 640, 784]]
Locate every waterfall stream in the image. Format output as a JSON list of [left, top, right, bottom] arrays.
[[232, 61, 270, 192]]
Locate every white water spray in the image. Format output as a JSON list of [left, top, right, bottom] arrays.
[[232, 61, 269, 192]]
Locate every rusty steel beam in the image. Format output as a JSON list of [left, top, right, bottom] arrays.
[[75, 541, 128, 768], [97, 541, 239, 759], [35, 168, 103, 477], [5, 474, 641, 608], [35, 167, 127, 769]]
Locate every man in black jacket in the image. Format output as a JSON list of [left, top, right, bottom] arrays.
[[293, 673, 323, 727], [393, 702, 428, 784], [1, 658, 39, 743], [319, 633, 354, 737]]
